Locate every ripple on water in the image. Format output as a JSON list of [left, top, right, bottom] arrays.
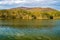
[[0, 26, 60, 40]]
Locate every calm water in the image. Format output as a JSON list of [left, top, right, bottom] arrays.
[[0, 20, 60, 40]]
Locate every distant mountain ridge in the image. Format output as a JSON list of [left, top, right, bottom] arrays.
[[10, 7, 56, 11]]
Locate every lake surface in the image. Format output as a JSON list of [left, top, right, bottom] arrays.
[[0, 19, 60, 40]]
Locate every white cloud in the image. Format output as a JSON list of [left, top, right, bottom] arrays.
[[0, 0, 58, 5], [0, 0, 60, 10], [0, 0, 26, 5]]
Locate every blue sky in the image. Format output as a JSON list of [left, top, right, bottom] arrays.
[[0, 0, 60, 10]]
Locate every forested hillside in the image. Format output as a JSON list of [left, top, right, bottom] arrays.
[[0, 7, 60, 19]]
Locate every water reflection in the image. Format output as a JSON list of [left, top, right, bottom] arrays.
[[0, 19, 60, 40], [0, 19, 54, 28]]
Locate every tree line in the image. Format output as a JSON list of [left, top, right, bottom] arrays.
[[0, 9, 60, 19]]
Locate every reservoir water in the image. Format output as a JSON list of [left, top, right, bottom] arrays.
[[0, 20, 60, 40]]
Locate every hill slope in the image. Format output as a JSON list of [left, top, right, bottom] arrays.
[[0, 7, 60, 19]]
